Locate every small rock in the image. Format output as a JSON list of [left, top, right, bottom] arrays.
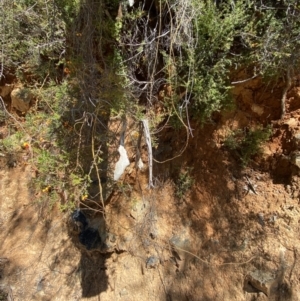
[[149, 226, 158, 239], [269, 215, 277, 223], [251, 104, 264, 116], [246, 270, 275, 296], [238, 238, 248, 251], [290, 151, 300, 168], [284, 118, 298, 127], [100, 232, 117, 252], [293, 132, 300, 148], [143, 239, 151, 247], [146, 256, 160, 269], [130, 211, 137, 219], [292, 190, 299, 199], [258, 213, 265, 227], [170, 235, 190, 249], [36, 276, 45, 292], [149, 230, 157, 239], [107, 232, 116, 243], [119, 288, 128, 296], [11, 87, 33, 113]]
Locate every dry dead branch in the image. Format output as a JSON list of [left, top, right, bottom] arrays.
[[142, 119, 154, 188]]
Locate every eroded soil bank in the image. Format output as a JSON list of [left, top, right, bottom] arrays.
[[1, 80, 300, 301]]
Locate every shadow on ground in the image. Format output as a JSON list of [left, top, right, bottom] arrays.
[[78, 253, 109, 298], [151, 123, 287, 300]]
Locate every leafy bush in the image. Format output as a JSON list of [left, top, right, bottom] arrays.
[[116, 0, 300, 124], [181, 0, 249, 120], [2, 0, 299, 209], [0, 0, 76, 82], [25, 82, 87, 209], [175, 168, 194, 199], [1, 132, 25, 153], [224, 126, 272, 166], [243, 2, 300, 77]]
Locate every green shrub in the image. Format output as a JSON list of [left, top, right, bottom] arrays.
[[224, 126, 272, 166], [179, 0, 249, 120], [175, 168, 194, 199], [0, 0, 77, 82]]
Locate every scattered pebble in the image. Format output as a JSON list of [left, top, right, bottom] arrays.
[[269, 215, 277, 223], [258, 213, 265, 227], [119, 288, 128, 296], [146, 256, 160, 269], [150, 228, 158, 239]]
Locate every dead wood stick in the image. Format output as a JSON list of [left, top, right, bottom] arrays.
[[245, 175, 258, 195], [142, 119, 154, 188], [281, 68, 292, 119]]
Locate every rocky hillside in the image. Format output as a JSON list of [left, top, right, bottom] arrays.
[[1, 1, 300, 300], [1, 76, 300, 301]]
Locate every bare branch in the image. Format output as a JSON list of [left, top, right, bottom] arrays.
[[280, 68, 292, 119], [142, 119, 154, 188], [231, 74, 259, 85]]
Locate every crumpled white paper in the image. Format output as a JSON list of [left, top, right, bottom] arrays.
[[137, 158, 144, 170], [113, 145, 130, 181]]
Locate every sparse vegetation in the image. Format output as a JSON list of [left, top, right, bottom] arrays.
[[2, 1, 300, 300], [0, 288, 7, 301], [175, 168, 194, 199], [1, 0, 300, 208], [224, 126, 272, 166]]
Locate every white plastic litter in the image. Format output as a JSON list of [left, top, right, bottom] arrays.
[[137, 158, 144, 170], [113, 145, 130, 181], [128, 0, 134, 7]]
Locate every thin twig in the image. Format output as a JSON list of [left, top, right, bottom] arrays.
[[142, 119, 154, 188], [280, 68, 292, 119], [171, 244, 257, 267], [231, 74, 259, 85], [157, 267, 168, 296], [92, 119, 106, 220], [245, 175, 258, 195]]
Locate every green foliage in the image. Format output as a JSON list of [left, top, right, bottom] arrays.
[[21, 81, 86, 210], [115, 0, 246, 122], [1, 0, 127, 210], [1, 132, 25, 153], [70, 173, 84, 186], [179, 0, 249, 120], [54, 0, 79, 25], [2, 0, 299, 210], [174, 0, 300, 121], [242, 2, 300, 78], [224, 126, 272, 166], [0, 0, 77, 82], [116, 0, 300, 125], [0, 110, 7, 124], [175, 168, 194, 199], [32, 146, 86, 211]]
